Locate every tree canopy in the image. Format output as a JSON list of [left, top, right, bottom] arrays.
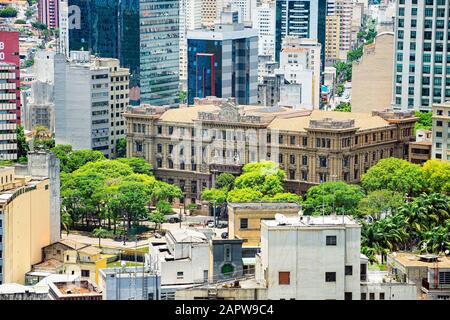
[[302, 182, 364, 216], [361, 158, 425, 196]]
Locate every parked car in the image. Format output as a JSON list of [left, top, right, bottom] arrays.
[[207, 221, 215, 228], [221, 232, 228, 239], [168, 217, 180, 223]]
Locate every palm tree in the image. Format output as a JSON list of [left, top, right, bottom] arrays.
[[92, 227, 109, 247], [61, 211, 72, 237]]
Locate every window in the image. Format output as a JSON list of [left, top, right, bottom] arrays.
[[325, 272, 336, 282], [224, 245, 232, 262], [279, 272, 290, 285], [177, 272, 184, 279], [439, 272, 450, 285], [240, 218, 248, 229], [326, 235, 337, 246], [361, 293, 367, 300], [344, 292, 352, 300], [345, 266, 353, 276], [81, 270, 90, 277], [379, 292, 385, 300], [369, 293, 375, 300]]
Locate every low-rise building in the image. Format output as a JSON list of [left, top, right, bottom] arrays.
[[99, 266, 161, 300], [41, 239, 107, 284], [48, 280, 103, 300], [387, 252, 450, 300], [209, 238, 244, 282], [149, 229, 210, 287], [0, 283, 49, 300], [228, 202, 301, 247]]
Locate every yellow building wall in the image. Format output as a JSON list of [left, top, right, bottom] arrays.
[[95, 257, 108, 284], [229, 207, 300, 247], [2, 180, 51, 284]]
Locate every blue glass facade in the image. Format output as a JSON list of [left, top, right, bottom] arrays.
[[187, 39, 223, 105], [68, 0, 140, 98], [139, 0, 180, 107]]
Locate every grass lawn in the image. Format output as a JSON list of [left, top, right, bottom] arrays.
[[368, 263, 387, 271], [107, 260, 144, 268]]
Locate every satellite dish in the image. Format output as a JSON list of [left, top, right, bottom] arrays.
[[275, 213, 287, 225]]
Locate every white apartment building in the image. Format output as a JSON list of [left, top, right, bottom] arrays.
[[277, 36, 321, 109], [0, 63, 18, 161], [149, 229, 210, 287], [202, 0, 218, 28], [392, 0, 450, 111], [255, 215, 362, 300], [432, 101, 450, 161], [54, 51, 129, 158], [254, 214, 417, 300], [255, 0, 276, 60]]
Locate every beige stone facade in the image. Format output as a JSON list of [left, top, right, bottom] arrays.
[[124, 97, 416, 203], [351, 32, 395, 113], [0, 167, 51, 284]]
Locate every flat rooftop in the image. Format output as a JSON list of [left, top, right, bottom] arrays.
[[168, 228, 208, 244], [262, 215, 360, 228], [390, 252, 450, 268], [50, 280, 102, 296]]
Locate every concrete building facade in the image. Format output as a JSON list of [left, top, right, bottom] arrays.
[[351, 32, 395, 113], [392, 0, 450, 111], [54, 51, 130, 158], [431, 101, 450, 160]]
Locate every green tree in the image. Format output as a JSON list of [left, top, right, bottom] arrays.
[[92, 227, 110, 247], [0, 7, 18, 18], [117, 157, 153, 175], [215, 173, 235, 191], [25, 8, 33, 18], [149, 210, 166, 231], [414, 111, 432, 131], [61, 210, 72, 236], [422, 160, 450, 195], [334, 102, 351, 112], [227, 188, 264, 202], [179, 91, 187, 104], [116, 137, 126, 158], [155, 200, 173, 215], [361, 158, 426, 196], [302, 182, 364, 216], [357, 190, 404, 219], [16, 125, 29, 159], [201, 188, 227, 204]]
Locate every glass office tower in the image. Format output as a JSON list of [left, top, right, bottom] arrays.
[[68, 0, 140, 100], [140, 0, 180, 107]]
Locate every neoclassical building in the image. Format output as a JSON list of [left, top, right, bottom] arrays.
[[124, 97, 416, 204]]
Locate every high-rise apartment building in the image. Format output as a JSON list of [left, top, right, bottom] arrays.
[[432, 102, 450, 161], [335, 0, 353, 57], [202, 0, 218, 28], [392, 0, 450, 111], [275, 0, 327, 66], [0, 31, 20, 161], [38, 0, 60, 29], [140, 0, 180, 107], [180, 0, 203, 90], [54, 52, 129, 158], [325, 14, 341, 63], [256, 0, 277, 60], [187, 10, 258, 105]]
